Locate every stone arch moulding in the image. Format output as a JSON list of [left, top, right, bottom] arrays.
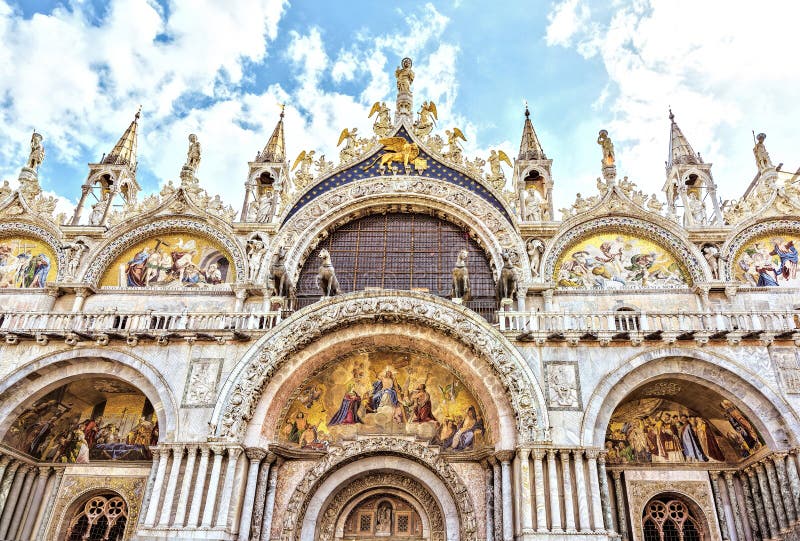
[[0, 220, 67, 281], [580, 346, 800, 449], [0, 347, 179, 440], [282, 439, 475, 541], [720, 217, 800, 281], [212, 290, 547, 444], [81, 216, 248, 286], [541, 215, 708, 285], [270, 176, 531, 283]]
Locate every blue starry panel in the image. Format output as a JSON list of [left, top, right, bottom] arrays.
[[283, 127, 513, 225]]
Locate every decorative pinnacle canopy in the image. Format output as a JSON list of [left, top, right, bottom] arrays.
[[667, 109, 701, 169], [258, 106, 286, 163], [102, 106, 141, 171], [518, 105, 546, 161]]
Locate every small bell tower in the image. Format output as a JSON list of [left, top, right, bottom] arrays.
[[71, 107, 142, 226], [514, 105, 553, 221], [241, 107, 289, 223], [662, 110, 721, 225]]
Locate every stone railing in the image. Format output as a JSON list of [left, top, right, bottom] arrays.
[[497, 309, 800, 345]]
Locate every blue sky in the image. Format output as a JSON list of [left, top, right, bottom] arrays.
[[0, 0, 798, 216]]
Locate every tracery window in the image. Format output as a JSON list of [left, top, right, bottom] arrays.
[[642, 497, 704, 541], [296, 212, 495, 319], [65, 493, 127, 541]]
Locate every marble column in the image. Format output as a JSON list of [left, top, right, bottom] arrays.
[[546, 450, 562, 533], [0, 456, 11, 489], [482, 460, 494, 541], [202, 446, 225, 527], [746, 468, 768, 541], [0, 464, 28, 539], [144, 447, 170, 527], [773, 453, 797, 523], [174, 445, 198, 527], [612, 471, 629, 541], [18, 466, 50, 541], [0, 461, 20, 522], [260, 456, 282, 541], [560, 450, 576, 533], [249, 454, 274, 541], [238, 448, 266, 540], [572, 450, 591, 532], [159, 445, 184, 527], [755, 464, 779, 539], [764, 459, 788, 531], [786, 450, 800, 519], [138, 450, 161, 526], [35, 467, 64, 541], [217, 447, 243, 529], [188, 446, 211, 527], [597, 453, 614, 534], [586, 450, 605, 533], [738, 472, 760, 541], [515, 449, 532, 533], [709, 471, 730, 540], [724, 471, 745, 541], [492, 457, 502, 541], [531, 449, 547, 532], [497, 451, 514, 541], [8, 465, 37, 539]]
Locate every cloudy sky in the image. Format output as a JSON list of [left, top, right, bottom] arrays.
[[0, 0, 797, 215]]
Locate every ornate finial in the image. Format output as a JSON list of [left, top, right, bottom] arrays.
[[668, 107, 674, 121], [278, 103, 285, 118], [135, 105, 142, 119], [524, 100, 530, 118]]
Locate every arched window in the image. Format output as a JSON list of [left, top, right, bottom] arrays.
[[65, 493, 127, 541], [642, 497, 704, 541], [296, 212, 495, 319]]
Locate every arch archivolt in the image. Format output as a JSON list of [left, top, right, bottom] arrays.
[[214, 291, 546, 445], [271, 176, 531, 283], [580, 346, 799, 449], [0, 347, 179, 440], [541, 215, 708, 285], [720, 218, 800, 281], [282, 438, 474, 541], [82, 216, 248, 286]]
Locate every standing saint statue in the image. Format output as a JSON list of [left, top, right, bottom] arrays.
[[597, 130, 615, 166], [753, 132, 773, 171], [185, 134, 201, 171], [395, 57, 414, 94], [27, 132, 45, 169]]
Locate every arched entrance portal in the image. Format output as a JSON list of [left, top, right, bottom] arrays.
[[62, 491, 128, 541]]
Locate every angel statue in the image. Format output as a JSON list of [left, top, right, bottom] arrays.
[[314, 154, 334, 176], [184, 134, 201, 171], [444, 128, 466, 164], [597, 129, 615, 167], [338, 128, 360, 163], [291, 150, 315, 190], [413, 101, 438, 137], [395, 57, 414, 94], [369, 102, 393, 137], [363, 137, 421, 175], [26, 132, 45, 170], [486, 150, 512, 191]]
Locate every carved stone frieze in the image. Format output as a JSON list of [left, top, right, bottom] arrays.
[[279, 437, 475, 541], [214, 291, 544, 443]]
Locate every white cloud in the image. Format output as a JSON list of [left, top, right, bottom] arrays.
[[545, 0, 590, 47]]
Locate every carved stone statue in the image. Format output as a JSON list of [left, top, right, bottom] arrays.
[[0, 180, 11, 200], [486, 150, 511, 191], [62, 240, 89, 280], [687, 192, 706, 224], [88, 196, 110, 226], [522, 189, 543, 222], [316, 248, 340, 297], [450, 249, 471, 300], [247, 237, 268, 282], [269, 246, 294, 298], [292, 150, 315, 189], [395, 57, 414, 94], [26, 132, 45, 169], [597, 129, 615, 167], [338, 128, 360, 163], [413, 101, 438, 137], [444, 128, 466, 164], [618, 176, 634, 197], [527, 238, 544, 278], [703, 244, 721, 280], [314, 154, 334, 176], [185, 134, 201, 171], [646, 193, 664, 212], [753, 132, 774, 171], [255, 190, 276, 223], [495, 249, 518, 303], [369, 102, 393, 137]]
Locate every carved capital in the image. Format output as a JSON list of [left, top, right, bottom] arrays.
[[495, 450, 515, 463], [585, 448, 599, 460], [246, 447, 268, 462], [531, 448, 546, 461]]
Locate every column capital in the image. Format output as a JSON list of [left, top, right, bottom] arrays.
[[744, 466, 757, 477], [227, 446, 244, 460], [611, 470, 622, 481], [495, 450, 514, 462], [209, 443, 227, 455], [531, 448, 546, 460], [723, 471, 735, 481], [246, 447, 268, 462], [37, 466, 51, 476], [0, 455, 11, 467], [772, 451, 789, 461], [559, 449, 572, 462], [199, 445, 213, 457], [571, 448, 585, 459], [708, 469, 722, 479], [517, 448, 531, 460], [585, 448, 600, 460]]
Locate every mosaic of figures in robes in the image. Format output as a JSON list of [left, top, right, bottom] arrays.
[[101, 234, 231, 287], [0, 237, 56, 288], [734, 234, 800, 287], [555, 233, 689, 289], [605, 396, 763, 465], [277, 351, 490, 452], [3, 378, 159, 462]]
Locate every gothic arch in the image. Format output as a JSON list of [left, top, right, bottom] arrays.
[[270, 177, 531, 284], [280, 438, 475, 541], [720, 217, 800, 281], [81, 216, 248, 286], [213, 290, 547, 445], [0, 347, 178, 440], [580, 347, 800, 449], [633, 489, 716, 541], [542, 215, 708, 285]]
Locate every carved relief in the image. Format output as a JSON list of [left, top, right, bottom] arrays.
[[544, 361, 582, 410], [771, 347, 800, 394], [182, 358, 223, 407]]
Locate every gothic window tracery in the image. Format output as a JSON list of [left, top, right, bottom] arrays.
[[64, 493, 128, 541], [642, 497, 704, 541]]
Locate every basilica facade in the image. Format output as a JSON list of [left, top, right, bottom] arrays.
[[0, 58, 798, 541]]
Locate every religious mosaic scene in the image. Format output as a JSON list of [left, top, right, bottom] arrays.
[[0, 52, 798, 541]]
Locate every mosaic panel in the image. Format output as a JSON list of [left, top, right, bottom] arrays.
[[0, 236, 57, 288]]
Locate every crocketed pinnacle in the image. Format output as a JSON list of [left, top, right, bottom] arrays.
[[258, 107, 286, 163], [103, 106, 141, 171], [518, 105, 546, 161], [667, 109, 701, 168]]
